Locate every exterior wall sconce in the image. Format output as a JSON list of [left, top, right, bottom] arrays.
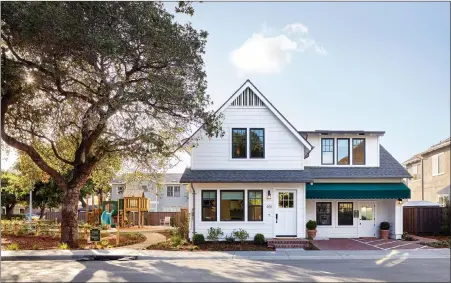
[[267, 190, 272, 200], [397, 198, 403, 205]]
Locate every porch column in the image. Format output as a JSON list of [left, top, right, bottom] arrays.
[[394, 200, 403, 239]]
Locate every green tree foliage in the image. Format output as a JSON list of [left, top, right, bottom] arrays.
[[0, 170, 27, 217], [1, 2, 222, 247]]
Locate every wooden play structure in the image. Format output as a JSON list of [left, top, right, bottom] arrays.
[[85, 193, 148, 228], [119, 194, 148, 228]]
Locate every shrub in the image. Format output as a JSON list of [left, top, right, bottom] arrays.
[[441, 200, 450, 236], [380, 222, 390, 230], [192, 233, 205, 245], [404, 236, 415, 241], [402, 231, 408, 240], [225, 234, 235, 243], [101, 239, 110, 247], [177, 213, 190, 240], [254, 233, 266, 245], [306, 220, 317, 230], [59, 242, 69, 250], [31, 244, 40, 250], [206, 227, 224, 242], [171, 234, 182, 247], [232, 229, 249, 243], [170, 216, 176, 227], [6, 243, 20, 250]]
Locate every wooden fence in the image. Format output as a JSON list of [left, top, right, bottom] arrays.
[[143, 209, 187, 226], [403, 206, 444, 235], [44, 211, 86, 223]]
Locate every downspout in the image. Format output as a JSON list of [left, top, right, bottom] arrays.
[[421, 157, 424, 201], [190, 183, 196, 236]]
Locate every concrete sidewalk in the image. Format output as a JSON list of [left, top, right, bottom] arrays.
[[1, 248, 449, 261]]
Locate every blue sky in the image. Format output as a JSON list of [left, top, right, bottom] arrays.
[[2, 2, 449, 172], [167, 2, 450, 172]]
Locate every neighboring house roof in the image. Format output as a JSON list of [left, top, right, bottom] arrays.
[[299, 130, 385, 136], [180, 169, 312, 183], [164, 173, 183, 183], [181, 145, 411, 183], [403, 137, 450, 166], [438, 184, 450, 196], [182, 80, 314, 157], [306, 145, 411, 179]]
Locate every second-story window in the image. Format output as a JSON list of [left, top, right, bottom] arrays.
[[250, 128, 265, 158], [174, 186, 180, 197], [337, 138, 350, 165], [232, 128, 247, 158], [352, 138, 365, 165], [167, 186, 174, 197], [321, 138, 334, 165]]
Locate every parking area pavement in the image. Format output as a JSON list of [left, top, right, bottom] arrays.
[[312, 238, 432, 251]]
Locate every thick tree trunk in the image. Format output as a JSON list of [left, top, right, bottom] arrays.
[[61, 186, 80, 248], [6, 204, 15, 217], [39, 205, 46, 219]]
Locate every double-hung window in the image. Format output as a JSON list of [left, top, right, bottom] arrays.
[[432, 153, 445, 176], [248, 190, 263, 221], [321, 138, 334, 165], [202, 191, 217, 221], [352, 138, 365, 165], [232, 128, 247, 158], [174, 186, 180, 197], [167, 186, 174, 197], [337, 138, 350, 165]]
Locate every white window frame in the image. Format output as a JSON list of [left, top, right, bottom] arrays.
[[174, 186, 180, 197], [411, 164, 421, 181], [167, 186, 174, 197], [432, 153, 445, 176]]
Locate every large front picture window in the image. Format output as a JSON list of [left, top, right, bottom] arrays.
[[202, 191, 217, 221], [337, 138, 350, 165], [316, 202, 332, 225], [220, 191, 244, 221], [338, 202, 353, 226], [232, 128, 247, 158], [250, 129, 265, 158], [248, 190, 263, 221]]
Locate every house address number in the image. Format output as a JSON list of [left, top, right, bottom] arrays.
[[266, 204, 272, 208]]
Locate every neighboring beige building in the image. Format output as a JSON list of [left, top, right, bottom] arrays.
[[403, 137, 450, 206]]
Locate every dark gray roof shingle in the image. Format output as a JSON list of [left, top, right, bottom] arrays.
[[305, 145, 411, 179], [181, 145, 411, 183], [180, 170, 312, 183]]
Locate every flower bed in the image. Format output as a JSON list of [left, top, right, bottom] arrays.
[[147, 240, 274, 251], [1, 232, 146, 250]]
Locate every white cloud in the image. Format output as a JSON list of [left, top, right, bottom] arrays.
[[283, 23, 309, 35], [230, 23, 327, 75]]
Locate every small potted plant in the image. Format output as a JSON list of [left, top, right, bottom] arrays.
[[380, 222, 390, 239], [306, 220, 317, 240]]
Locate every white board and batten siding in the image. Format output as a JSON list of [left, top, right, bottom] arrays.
[[191, 105, 305, 170], [190, 183, 306, 240], [304, 135, 380, 167]]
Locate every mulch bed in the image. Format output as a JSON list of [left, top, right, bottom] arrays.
[[147, 241, 274, 251], [1, 232, 146, 250], [419, 235, 451, 242]]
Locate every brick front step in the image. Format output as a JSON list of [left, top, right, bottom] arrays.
[[267, 238, 309, 248], [271, 244, 307, 249]]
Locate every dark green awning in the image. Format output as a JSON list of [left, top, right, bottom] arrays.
[[306, 183, 411, 199]]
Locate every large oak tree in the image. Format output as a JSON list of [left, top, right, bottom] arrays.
[[1, 2, 222, 247]]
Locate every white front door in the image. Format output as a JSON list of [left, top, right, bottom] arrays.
[[275, 191, 297, 237], [358, 202, 376, 237]]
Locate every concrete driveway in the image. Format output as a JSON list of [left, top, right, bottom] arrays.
[[312, 238, 432, 251]]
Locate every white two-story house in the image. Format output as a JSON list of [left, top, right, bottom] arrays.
[[181, 80, 411, 241]]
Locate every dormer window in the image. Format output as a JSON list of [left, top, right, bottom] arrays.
[[352, 138, 366, 165], [321, 138, 334, 165], [337, 138, 350, 165], [232, 128, 247, 158]]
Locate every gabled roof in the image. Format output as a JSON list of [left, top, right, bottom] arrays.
[[180, 169, 312, 183], [403, 137, 450, 166], [183, 80, 313, 156], [299, 130, 385, 136], [180, 145, 411, 183], [306, 145, 411, 179]]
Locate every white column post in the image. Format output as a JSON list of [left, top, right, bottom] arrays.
[[394, 200, 403, 239]]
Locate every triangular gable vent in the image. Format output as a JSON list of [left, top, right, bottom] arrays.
[[230, 87, 265, 107]]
